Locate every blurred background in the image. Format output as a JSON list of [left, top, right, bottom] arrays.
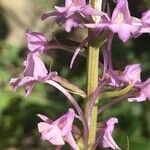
[[0, 0, 150, 149]]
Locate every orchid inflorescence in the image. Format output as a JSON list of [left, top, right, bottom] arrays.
[[10, 0, 150, 149]]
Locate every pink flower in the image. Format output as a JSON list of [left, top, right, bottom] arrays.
[[132, 10, 150, 36], [85, 0, 150, 42], [141, 79, 150, 99], [85, 0, 139, 42], [23, 53, 48, 78], [41, 0, 102, 32], [102, 117, 120, 150], [97, 117, 120, 150], [120, 64, 141, 84], [37, 109, 79, 150], [106, 64, 142, 87], [108, 0, 140, 42], [10, 53, 57, 96], [106, 72, 121, 87], [26, 30, 48, 53], [128, 78, 150, 102], [137, 10, 150, 34], [9, 52, 85, 126]]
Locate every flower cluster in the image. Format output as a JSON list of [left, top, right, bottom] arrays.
[[10, 0, 150, 149], [41, 0, 103, 32]]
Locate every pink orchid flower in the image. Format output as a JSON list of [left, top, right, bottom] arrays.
[[107, 0, 140, 42], [10, 52, 87, 136], [128, 78, 150, 102], [120, 64, 142, 84], [85, 0, 150, 42], [10, 52, 57, 96], [96, 117, 120, 150], [37, 109, 79, 150], [26, 30, 48, 53], [106, 64, 142, 87], [102, 117, 120, 150], [41, 0, 102, 32]]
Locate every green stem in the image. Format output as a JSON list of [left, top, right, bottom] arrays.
[[84, 0, 102, 149], [85, 44, 99, 149]]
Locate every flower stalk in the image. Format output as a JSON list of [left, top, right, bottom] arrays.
[[85, 0, 102, 149]]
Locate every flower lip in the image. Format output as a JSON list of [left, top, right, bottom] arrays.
[[37, 109, 79, 150]]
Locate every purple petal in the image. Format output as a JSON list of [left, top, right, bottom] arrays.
[[139, 27, 150, 34], [64, 17, 79, 32], [108, 24, 139, 42], [52, 109, 75, 135], [10, 77, 35, 92], [106, 118, 118, 134], [37, 114, 53, 123], [38, 123, 65, 145], [128, 78, 150, 102], [41, 11, 60, 20], [81, 4, 102, 16], [61, 109, 76, 135], [65, 0, 73, 7], [24, 53, 48, 79], [128, 93, 146, 102], [142, 78, 150, 99], [75, 0, 86, 6], [48, 128, 65, 145], [38, 122, 52, 133], [65, 132, 80, 150], [55, 6, 68, 13], [37, 109, 78, 148], [141, 10, 150, 26], [112, 0, 131, 23], [103, 131, 120, 149], [102, 117, 120, 150], [121, 64, 141, 84], [25, 84, 34, 97], [65, 0, 86, 8], [10, 53, 48, 96], [26, 30, 48, 53]]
